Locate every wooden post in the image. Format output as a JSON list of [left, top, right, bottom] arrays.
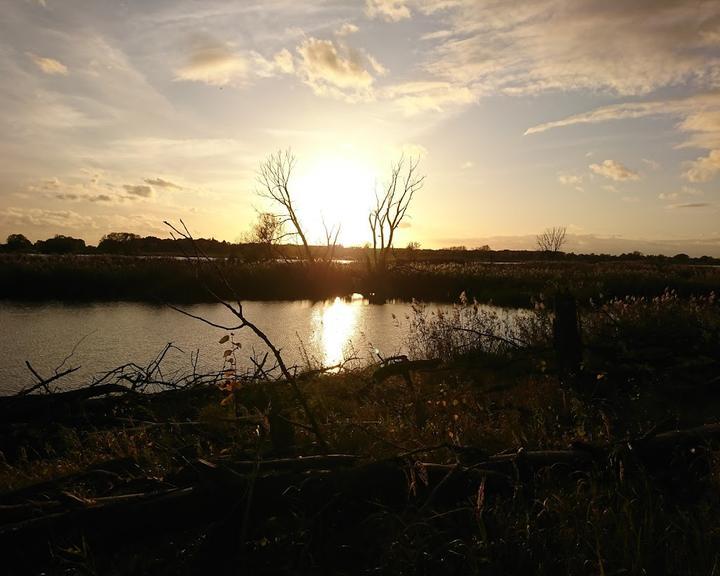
[[552, 293, 583, 381]]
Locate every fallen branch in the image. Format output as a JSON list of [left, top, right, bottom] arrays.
[[17, 363, 81, 396]]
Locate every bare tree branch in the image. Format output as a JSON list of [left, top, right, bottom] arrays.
[[369, 155, 424, 272], [536, 226, 567, 253], [257, 149, 314, 263], [164, 220, 328, 450]]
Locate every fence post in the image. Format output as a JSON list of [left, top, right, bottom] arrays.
[[553, 293, 583, 381]]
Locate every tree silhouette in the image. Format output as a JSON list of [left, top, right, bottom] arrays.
[[257, 149, 341, 264], [536, 226, 567, 253], [257, 150, 314, 262], [247, 212, 285, 260], [6, 233, 32, 251], [368, 155, 424, 272]]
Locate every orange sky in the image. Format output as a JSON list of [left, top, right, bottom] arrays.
[[1, 1, 719, 255]]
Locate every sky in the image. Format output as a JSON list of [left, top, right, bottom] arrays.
[[1, 0, 720, 255]]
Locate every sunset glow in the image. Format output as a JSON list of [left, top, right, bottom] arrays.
[[312, 296, 364, 367], [1, 1, 719, 254], [293, 152, 379, 247], [2, 3, 720, 570]]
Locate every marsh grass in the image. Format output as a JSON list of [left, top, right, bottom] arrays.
[[2, 254, 719, 305], [2, 287, 720, 574]]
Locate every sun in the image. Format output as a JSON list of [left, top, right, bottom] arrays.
[[293, 152, 380, 247]]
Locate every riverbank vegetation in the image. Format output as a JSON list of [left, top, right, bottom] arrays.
[[1, 253, 719, 306], [1, 289, 719, 574]]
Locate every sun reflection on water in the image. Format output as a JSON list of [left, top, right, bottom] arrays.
[[312, 294, 366, 367]]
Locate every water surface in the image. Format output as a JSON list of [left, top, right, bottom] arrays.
[[0, 297, 521, 394]]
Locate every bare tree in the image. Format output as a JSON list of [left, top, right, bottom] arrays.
[[257, 150, 314, 262], [536, 226, 567, 253], [257, 149, 341, 264], [368, 155, 424, 272], [320, 218, 341, 264]]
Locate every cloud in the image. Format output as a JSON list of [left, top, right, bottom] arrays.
[[29, 175, 121, 204], [684, 149, 720, 182], [28, 53, 67, 75], [122, 184, 154, 198], [366, 0, 411, 22], [667, 202, 713, 209], [526, 99, 687, 136], [642, 158, 660, 170], [0, 207, 96, 231], [253, 49, 295, 78], [420, 1, 720, 97], [382, 81, 475, 114], [296, 37, 382, 100], [659, 186, 703, 200], [55, 192, 114, 203], [589, 160, 640, 182], [557, 173, 583, 186], [524, 91, 720, 186], [336, 23, 359, 36], [55, 193, 78, 201], [175, 36, 248, 86], [271, 49, 294, 74], [144, 177, 182, 189]]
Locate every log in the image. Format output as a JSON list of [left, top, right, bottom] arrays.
[[0, 384, 131, 423], [373, 358, 441, 382]]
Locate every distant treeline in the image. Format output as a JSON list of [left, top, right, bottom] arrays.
[[2, 231, 719, 265], [1, 255, 718, 306]]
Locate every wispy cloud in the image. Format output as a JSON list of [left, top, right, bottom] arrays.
[[144, 177, 182, 189], [666, 202, 713, 210], [419, 0, 720, 97], [557, 172, 584, 192], [525, 91, 720, 185], [56, 192, 114, 203], [382, 81, 474, 114], [366, 0, 411, 22], [253, 49, 295, 77], [28, 53, 67, 75], [336, 23, 359, 36], [175, 36, 249, 86], [659, 186, 703, 200], [122, 184, 154, 198], [296, 36, 382, 101], [1, 207, 97, 231], [589, 160, 640, 182], [557, 173, 583, 187], [525, 99, 689, 136], [684, 150, 720, 182]]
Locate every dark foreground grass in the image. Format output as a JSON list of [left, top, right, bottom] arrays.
[[1, 254, 719, 306], [1, 292, 719, 574]]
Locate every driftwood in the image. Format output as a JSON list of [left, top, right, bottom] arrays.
[[3, 420, 720, 572], [0, 383, 131, 424], [0, 457, 510, 552]]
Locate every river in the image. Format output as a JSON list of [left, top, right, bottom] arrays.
[[0, 296, 522, 394]]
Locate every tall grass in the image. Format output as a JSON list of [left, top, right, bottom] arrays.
[[405, 292, 552, 360], [1, 254, 718, 305]]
